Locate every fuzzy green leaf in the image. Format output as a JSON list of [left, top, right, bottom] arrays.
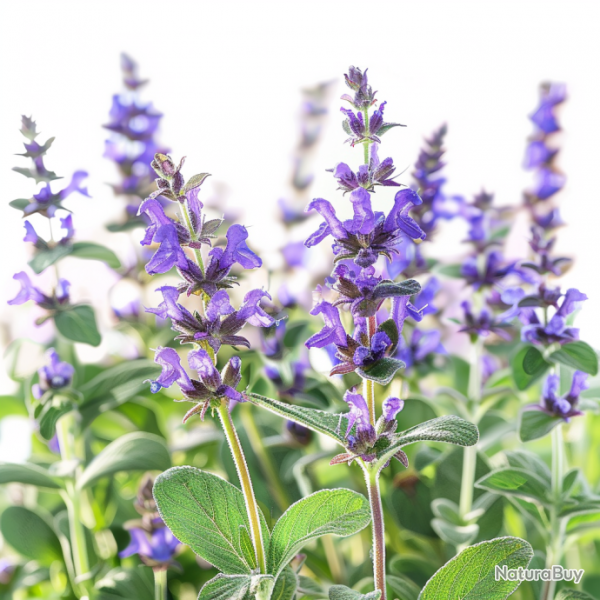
[[475, 468, 551, 506], [0, 506, 63, 564], [54, 305, 101, 346], [197, 573, 274, 600], [183, 173, 211, 193], [0, 462, 63, 489], [418, 536, 533, 599], [377, 319, 399, 354], [512, 345, 550, 390], [153, 466, 270, 575], [268, 488, 370, 578], [29, 244, 73, 274], [431, 519, 479, 546], [328, 585, 381, 599], [377, 415, 479, 464], [373, 279, 421, 298], [70, 241, 121, 269], [78, 432, 170, 489], [519, 409, 561, 442], [357, 357, 405, 385], [554, 591, 597, 600], [550, 341, 599, 375], [94, 567, 154, 600], [272, 567, 298, 600]]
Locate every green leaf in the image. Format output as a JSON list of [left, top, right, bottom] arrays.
[[0, 462, 63, 489], [70, 241, 121, 269], [418, 536, 533, 600], [357, 357, 405, 385], [504, 450, 551, 485], [387, 574, 421, 600], [268, 488, 370, 578], [373, 279, 421, 298], [377, 319, 399, 354], [78, 432, 171, 489], [238, 526, 257, 570], [153, 466, 270, 575], [475, 468, 550, 506], [519, 409, 561, 442], [512, 345, 550, 390], [183, 172, 211, 193], [550, 341, 599, 375], [28, 244, 73, 274], [272, 567, 298, 600], [329, 585, 381, 599], [38, 402, 74, 440], [54, 305, 101, 346], [430, 498, 461, 525], [246, 393, 348, 446], [431, 519, 479, 546], [376, 415, 479, 464], [0, 506, 63, 564], [9, 198, 31, 211], [555, 591, 597, 600], [94, 567, 154, 600], [198, 573, 274, 600], [436, 264, 463, 278]]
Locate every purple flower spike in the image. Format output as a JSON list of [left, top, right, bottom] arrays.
[[138, 198, 173, 246], [306, 301, 348, 348], [534, 370, 587, 421], [382, 397, 404, 422], [145, 224, 188, 275], [220, 224, 262, 270], [148, 347, 194, 394], [391, 296, 422, 335], [188, 348, 222, 390], [23, 221, 39, 243], [7, 272, 46, 306], [305, 198, 347, 245]]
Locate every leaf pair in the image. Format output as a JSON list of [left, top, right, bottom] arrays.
[[153, 467, 371, 599]]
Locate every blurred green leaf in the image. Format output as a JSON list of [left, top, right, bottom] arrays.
[[328, 585, 381, 599], [519, 409, 561, 442], [0, 463, 63, 489], [475, 468, 550, 506], [512, 345, 550, 390], [38, 401, 73, 440], [154, 466, 270, 575], [387, 574, 420, 600], [70, 241, 121, 269], [28, 244, 73, 274], [94, 567, 154, 600], [198, 573, 274, 600], [268, 488, 370, 578], [550, 341, 598, 376], [54, 305, 101, 346], [555, 591, 597, 600], [436, 264, 463, 278], [78, 432, 171, 489]]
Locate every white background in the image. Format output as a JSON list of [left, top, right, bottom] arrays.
[[1, 0, 599, 392]]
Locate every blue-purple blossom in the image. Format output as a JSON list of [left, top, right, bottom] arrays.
[[530, 83, 567, 134], [120, 519, 181, 567], [461, 251, 516, 289], [24, 172, 90, 218], [32, 348, 75, 399], [332, 146, 401, 193], [396, 329, 445, 370], [527, 370, 588, 421], [7, 272, 70, 308], [460, 301, 511, 340], [305, 301, 348, 349], [520, 288, 587, 346]]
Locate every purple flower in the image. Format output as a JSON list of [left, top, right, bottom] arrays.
[[60, 215, 74, 242], [396, 329, 445, 370], [7, 272, 50, 306], [524, 141, 557, 169], [461, 251, 516, 289], [332, 147, 400, 193], [529, 370, 588, 421], [282, 241, 308, 268], [460, 301, 511, 340], [533, 208, 564, 231], [25, 171, 90, 217], [23, 221, 39, 243], [220, 224, 262, 270], [530, 83, 566, 134], [305, 301, 348, 349], [520, 288, 587, 346], [411, 277, 440, 316], [144, 224, 189, 275], [533, 168, 566, 200], [31, 348, 75, 399], [147, 347, 195, 395], [342, 391, 377, 459], [353, 331, 391, 367], [390, 296, 423, 335], [120, 520, 181, 566]]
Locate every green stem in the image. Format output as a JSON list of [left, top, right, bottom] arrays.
[[154, 569, 167, 600], [542, 423, 565, 600], [363, 465, 386, 600], [56, 412, 91, 598], [364, 316, 377, 425], [179, 200, 205, 274], [362, 108, 370, 165], [217, 402, 266, 574], [240, 404, 290, 511]]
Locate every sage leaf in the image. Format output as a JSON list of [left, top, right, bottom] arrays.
[[54, 305, 101, 346], [418, 536, 533, 599], [0, 462, 63, 489], [329, 585, 381, 599], [28, 244, 73, 274], [512, 345, 550, 390], [0, 506, 62, 565], [387, 574, 420, 600], [197, 573, 274, 600], [475, 468, 551, 506], [272, 567, 298, 600], [78, 432, 170, 489], [555, 590, 597, 599], [268, 488, 370, 578], [356, 357, 405, 385], [550, 341, 599, 375], [519, 408, 561, 442], [70, 241, 121, 269], [376, 415, 479, 464], [153, 466, 270, 575], [94, 567, 154, 600]]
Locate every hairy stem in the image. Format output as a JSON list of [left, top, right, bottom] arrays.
[[364, 315, 378, 425], [362, 108, 370, 165], [542, 423, 565, 600], [179, 199, 205, 274], [217, 402, 266, 574], [240, 404, 290, 511], [56, 412, 91, 598], [363, 465, 386, 600], [154, 569, 167, 600]]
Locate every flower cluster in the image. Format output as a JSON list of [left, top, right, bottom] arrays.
[[104, 54, 169, 229], [120, 475, 181, 570], [533, 370, 588, 421], [32, 348, 74, 400], [141, 152, 275, 419]]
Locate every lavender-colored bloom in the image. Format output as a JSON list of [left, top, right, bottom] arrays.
[[460, 301, 511, 340], [23, 221, 39, 243], [144, 224, 189, 275], [461, 251, 515, 289], [305, 301, 348, 348], [332, 147, 401, 193], [25, 171, 90, 217], [411, 277, 440, 316], [520, 288, 587, 346], [120, 519, 181, 566], [220, 224, 262, 270], [533, 208, 564, 230], [530, 370, 588, 421], [281, 241, 308, 268], [60, 215, 74, 242], [397, 328, 445, 369], [147, 347, 195, 395], [530, 83, 566, 134], [390, 295, 423, 335], [524, 140, 557, 169], [353, 331, 391, 367], [31, 348, 75, 399], [0, 559, 14, 585], [7, 272, 48, 306], [382, 396, 404, 422], [533, 168, 566, 200]]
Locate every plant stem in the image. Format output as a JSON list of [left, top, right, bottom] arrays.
[[154, 569, 167, 600], [542, 423, 564, 600], [178, 199, 205, 274], [240, 404, 290, 511], [363, 465, 386, 600], [56, 412, 91, 598], [362, 108, 370, 165], [364, 316, 377, 425], [216, 402, 266, 574]]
